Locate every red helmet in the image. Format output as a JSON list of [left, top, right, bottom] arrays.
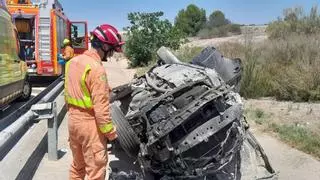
[[92, 24, 125, 52]]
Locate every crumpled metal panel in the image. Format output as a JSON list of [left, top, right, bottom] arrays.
[[175, 104, 242, 154], [151, 63, 223, 89], [192, 47, 242, 92]]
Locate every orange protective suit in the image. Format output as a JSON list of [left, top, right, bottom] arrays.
[[65, 49, 117, 180]]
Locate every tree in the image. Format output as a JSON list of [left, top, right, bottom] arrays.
[[124, 12, 183, 67], [208, 10, 230, 28], [174, 4, 206, 36]]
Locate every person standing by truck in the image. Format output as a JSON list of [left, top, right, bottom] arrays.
[[60, 38, 74, 75], [62, 38, 74, 61], [65, 24, 124, 180]]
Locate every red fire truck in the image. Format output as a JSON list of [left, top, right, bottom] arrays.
[[6, 0, 88, 78]]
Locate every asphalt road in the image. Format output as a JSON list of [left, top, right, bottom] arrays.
[[0, 87, 45, 120]]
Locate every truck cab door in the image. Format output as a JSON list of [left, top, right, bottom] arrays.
[[70, 21, 88, 54]]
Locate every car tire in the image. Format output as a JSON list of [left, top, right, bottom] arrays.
[[18, 78, 32, 101], [111, 101, 140, 157]]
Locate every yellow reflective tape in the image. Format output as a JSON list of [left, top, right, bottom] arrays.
[[99, 122, 114, 134], [64, 61, 71, 96], [66, 95, 87, 109], [80, 64, 92, 108], [65, 61, 93, 109]]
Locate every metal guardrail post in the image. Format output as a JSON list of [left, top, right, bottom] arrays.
[[31, 102, 58, 161], [48, 102, 58, 161]]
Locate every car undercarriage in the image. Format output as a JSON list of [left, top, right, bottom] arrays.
[[110, 47, 277, 180]]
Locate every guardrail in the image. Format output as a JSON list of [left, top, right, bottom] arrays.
[[0, 77, 63, 131], [0, 78, 64, 158], [31, 102, 59, 160]]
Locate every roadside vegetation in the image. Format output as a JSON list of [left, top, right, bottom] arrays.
[[197, 11, 241, 38], [219, 35, 320, 101], [267, 6, 320, 39], [124, 12, 183, 67], [174, 5, 241, 39], [128, 6, 320, 102], [245, 107, 320, 158], [176, 5, 320, 102], [125, 5, 320, 102], [124, 5, 320, 158], [124, 4, 242, 68], [219, 6, 320, 102], [239, 6, 320, 158]]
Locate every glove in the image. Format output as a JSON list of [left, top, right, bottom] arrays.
[[105, 126, 118, 142], [58, 58, 66, 65], [106, 132, 118, 142]]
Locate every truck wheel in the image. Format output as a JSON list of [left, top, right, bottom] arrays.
[[18, 79, 32, 101], [111, 101, 140, 157]]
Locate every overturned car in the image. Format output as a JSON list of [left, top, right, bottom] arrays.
[[110, 47, 277, 179]]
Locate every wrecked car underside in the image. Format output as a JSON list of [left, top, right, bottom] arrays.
[[110, 47, 277, 179]]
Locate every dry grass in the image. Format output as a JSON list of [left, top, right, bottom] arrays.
[[217, 34, 320, 101], [174, 46, 203, 63], [267, 6, 320, 39]]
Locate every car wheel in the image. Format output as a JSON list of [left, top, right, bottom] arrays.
[[111, 101, 140, 157], [18, 79, 32, 101]]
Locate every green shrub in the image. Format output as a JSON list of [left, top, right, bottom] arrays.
[[125, 12, 183, 67], [267, 5, 320, 39], [197, 24, 241, 39], [227, 24, 242, 34]]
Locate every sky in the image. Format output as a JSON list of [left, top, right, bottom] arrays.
[[60, 0, 319, 31]]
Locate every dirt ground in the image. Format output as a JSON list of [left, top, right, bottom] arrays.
[[105, 53, 136, 88], [251, 129, 320, 180], [245, 98, 320, 134], [245, 98, 320, 180], [185, 34, 267, 47], [185, 25, 267, 48]]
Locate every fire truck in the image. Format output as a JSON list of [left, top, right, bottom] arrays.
[[6, 0, 88, 77]]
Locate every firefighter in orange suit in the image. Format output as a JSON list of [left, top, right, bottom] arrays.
[[64, 24, 125, 180], [60, 39, 74, 75], [62, 38, 74, 61]]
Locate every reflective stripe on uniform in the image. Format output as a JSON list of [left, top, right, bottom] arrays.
[[65, 61, 93, 109], [80, 65, 92, 108], [99, 122, 114, 134]]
